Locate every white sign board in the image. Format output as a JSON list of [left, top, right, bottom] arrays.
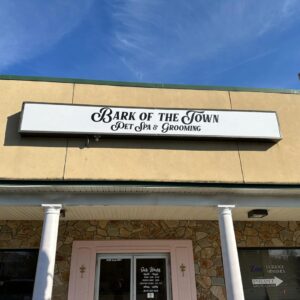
[[252, 276, 283, 287], [19, 102, 281, 141]]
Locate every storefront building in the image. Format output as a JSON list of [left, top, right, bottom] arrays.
[[0, 75, 299, 300]]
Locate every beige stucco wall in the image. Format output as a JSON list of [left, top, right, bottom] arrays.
[[231, 91, 300, 183], [0, 220, 299, 300], [1, 78, 300, 183], [65, 84, 242, 182], [0, 80, 73, 179]]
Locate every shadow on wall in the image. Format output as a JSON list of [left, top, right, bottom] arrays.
[[4, 112, 68, 148], [4, 112, 276, 151]]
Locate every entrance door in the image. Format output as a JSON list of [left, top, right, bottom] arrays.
[[68, 240, 197, 300], [94, 254, 171, 300]]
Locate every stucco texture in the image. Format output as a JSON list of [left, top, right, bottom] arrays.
[[1, 79, 300, 184], [64, 84, 243, 183], [231, 91, 300, 183], [0, 80, 73, 179]]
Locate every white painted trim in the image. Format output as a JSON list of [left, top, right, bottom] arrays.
[[0, 191, 300, 208]]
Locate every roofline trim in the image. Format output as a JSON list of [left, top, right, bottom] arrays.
[[1, 182, 300, 209], [0, 74, 299, 94], [2, 180, 300, 191]]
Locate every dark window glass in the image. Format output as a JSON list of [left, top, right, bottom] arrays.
[[99, 258, 131, 300], [136, 258, 167, 300], [239, 248, 300, 300], [0, 250, 38, 300]]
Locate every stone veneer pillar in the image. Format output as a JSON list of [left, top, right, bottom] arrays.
[[218, 205, 244, 300], [33, 204, 62, 300]]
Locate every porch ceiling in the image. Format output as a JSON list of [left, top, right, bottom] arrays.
[[0, 205, 299, 221], [0, 182, 300, 221]]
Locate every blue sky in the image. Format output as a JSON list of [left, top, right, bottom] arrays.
[[1, 0, 300, 89]]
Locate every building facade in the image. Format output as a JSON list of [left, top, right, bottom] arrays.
[[0, 75, 299, 300]]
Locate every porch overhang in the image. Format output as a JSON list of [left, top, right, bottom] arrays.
[[0, 181, 300, 220]]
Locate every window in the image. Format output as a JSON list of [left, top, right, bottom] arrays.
[[238, 248, 300, 300], [0, 250, 38, 300]]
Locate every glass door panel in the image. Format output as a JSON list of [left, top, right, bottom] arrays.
[[135, 257, 168, 300], [97, 257, 132, 300]]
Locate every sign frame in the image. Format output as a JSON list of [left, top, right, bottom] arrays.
[[19, 101, 282, 141]]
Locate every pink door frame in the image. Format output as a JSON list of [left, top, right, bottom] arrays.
[[68, 240, 197, 300]]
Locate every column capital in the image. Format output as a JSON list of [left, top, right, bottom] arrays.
[[41, 204, 62, 214], [218, 205, 235, 215], [218, 205, 235, 208]]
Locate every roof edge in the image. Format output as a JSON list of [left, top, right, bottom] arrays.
[[1, 180, 300, 190], [0, 74, 299, 94]]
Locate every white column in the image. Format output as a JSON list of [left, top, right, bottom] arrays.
[[33, 204, 62, 300], [218, 205, 244, 300]]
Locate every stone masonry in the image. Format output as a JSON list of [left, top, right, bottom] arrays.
[[0, 220, 299, 299]]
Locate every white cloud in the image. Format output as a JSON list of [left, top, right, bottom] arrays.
[[110, 0, 300, 79], [0, 0, 94, 71]]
